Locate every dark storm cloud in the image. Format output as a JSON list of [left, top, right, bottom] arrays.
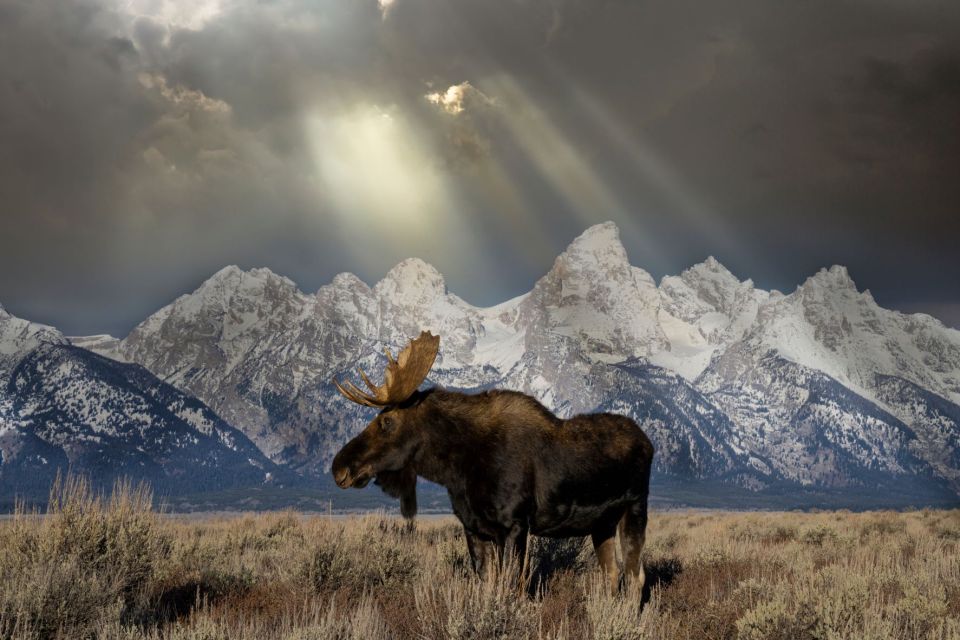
[[0, 0, 957, 335]]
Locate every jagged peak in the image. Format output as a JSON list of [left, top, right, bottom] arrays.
[[681, 255, 742, 286], [203, 265, 245, 284], [383, 257, 444, 282], [248, 266, 282, 280], [198, 265, 298, 295], [701, 255, 734, 276], [375, 258, 446, 299], [329, 271, 370, 291], [800, 264, 859, 293], [564, 221, 625, 256], [0, 306, 66, 352], [571, 220, 620, 246], [553, 221, 633, 274]]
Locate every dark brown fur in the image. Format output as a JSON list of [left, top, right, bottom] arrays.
[[332, 388, 654, 589]]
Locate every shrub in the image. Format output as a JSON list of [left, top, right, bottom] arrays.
[[584, 576, 646, 640], [893, 584, 949, 638], [300, 524, 418, 594], [800, 525, 838, 547], [736, 597, 810, 640], [1, 493, 958, 640], [529, 536, 592, 591], [0, 475, 168, 639], [415, 561, 539, 640]]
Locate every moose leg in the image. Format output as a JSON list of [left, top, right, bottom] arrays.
[[591, 524, 622, 593], [503, 523, 529, 575], [618, 500, 648, 591], [465, 530, 498, 576]]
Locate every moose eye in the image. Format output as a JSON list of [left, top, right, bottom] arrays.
[[380, 415, 396, 432]]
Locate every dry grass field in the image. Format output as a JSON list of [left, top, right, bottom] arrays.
[[1, 478, 958, 639]]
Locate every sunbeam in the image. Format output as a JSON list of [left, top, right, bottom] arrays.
[[560, 71, 745, 260], [305, 104, 450, 237], [477, 74, 669, 269]]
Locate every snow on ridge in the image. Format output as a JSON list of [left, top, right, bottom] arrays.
[[3, 220, 959, 495], [0, 307, 65, 359], [374, 257, 447, 307], [53, 220, 960, 402]]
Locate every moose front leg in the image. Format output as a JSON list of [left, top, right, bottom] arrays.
[[465, 529, 498, 576]]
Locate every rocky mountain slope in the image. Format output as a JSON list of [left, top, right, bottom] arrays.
[[65, 222, 959, 503], [0, 306, 284, 499]]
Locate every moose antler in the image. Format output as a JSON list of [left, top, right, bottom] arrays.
[[333, 331, 440, 407]]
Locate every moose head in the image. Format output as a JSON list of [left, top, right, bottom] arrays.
[[330, 331, 439, 518]]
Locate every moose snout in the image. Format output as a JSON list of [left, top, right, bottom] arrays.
[[333, 435, 369, 488], [331, 449, 352, 488], [333, 466, 350, 488]]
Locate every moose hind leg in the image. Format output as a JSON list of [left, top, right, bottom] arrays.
[[503, 523, 529, 576], [591, 524, 622, 593], [618, 500, 648, 591]]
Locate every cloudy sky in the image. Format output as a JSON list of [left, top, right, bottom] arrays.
[[1, 0, 958, 335]]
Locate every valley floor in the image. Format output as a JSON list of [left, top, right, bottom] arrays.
[[1, 479, 958, 639]]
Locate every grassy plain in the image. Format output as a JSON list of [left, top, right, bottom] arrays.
[[1, 478, 958, 639]]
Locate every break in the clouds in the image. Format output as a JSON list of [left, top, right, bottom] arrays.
[[426, 82, 494, 116], [0, 0, 958, 335]]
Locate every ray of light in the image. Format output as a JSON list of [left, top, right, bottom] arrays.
[[561, 75, 744, 259], [302, 100, 514, 302], [306, 105, 444, 229], [304, 104, 459, 270], [470, 160, 559, 271], [477, 74, 669, 268]]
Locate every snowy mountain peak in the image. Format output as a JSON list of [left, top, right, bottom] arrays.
[[801, 265, 858, 294], [202, 265, 294, 290], [687, 256, 738, 283], [672, 256, 750, 304], [544, 220, 646, 298], [0, 307, 65, 361], [375, 258, 446, 304], [520, 221, 667, 365], [329, 271, 371, 292], [209, 264, 244, 281], [659, 254, 762, 320], [188, 265, 303, 314], [570, 220, 621, 248], [703, 255, 722, 269], [560, 221, 631, 271]]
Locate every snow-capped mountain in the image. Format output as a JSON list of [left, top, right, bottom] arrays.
[[695, 265, 960, 496], [0, 303, 65, 376], [652, 256, 770, 379], [62, 221, 959, 504], [0, 305, 284, 498]]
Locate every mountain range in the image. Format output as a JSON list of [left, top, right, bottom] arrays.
[[2, 222, 958, 508]]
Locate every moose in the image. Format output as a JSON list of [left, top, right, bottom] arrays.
[[331, 331, 654, 592]]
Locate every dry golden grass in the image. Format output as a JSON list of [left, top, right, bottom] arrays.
[[1, 479, 958, 639]]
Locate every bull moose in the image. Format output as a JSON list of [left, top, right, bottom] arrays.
[[331, 331, 654, 592]]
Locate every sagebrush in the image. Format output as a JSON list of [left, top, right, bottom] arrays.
[[1, 479, 958, 639]]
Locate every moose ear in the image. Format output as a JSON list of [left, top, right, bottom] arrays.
[[374, 466, 418, 520]]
